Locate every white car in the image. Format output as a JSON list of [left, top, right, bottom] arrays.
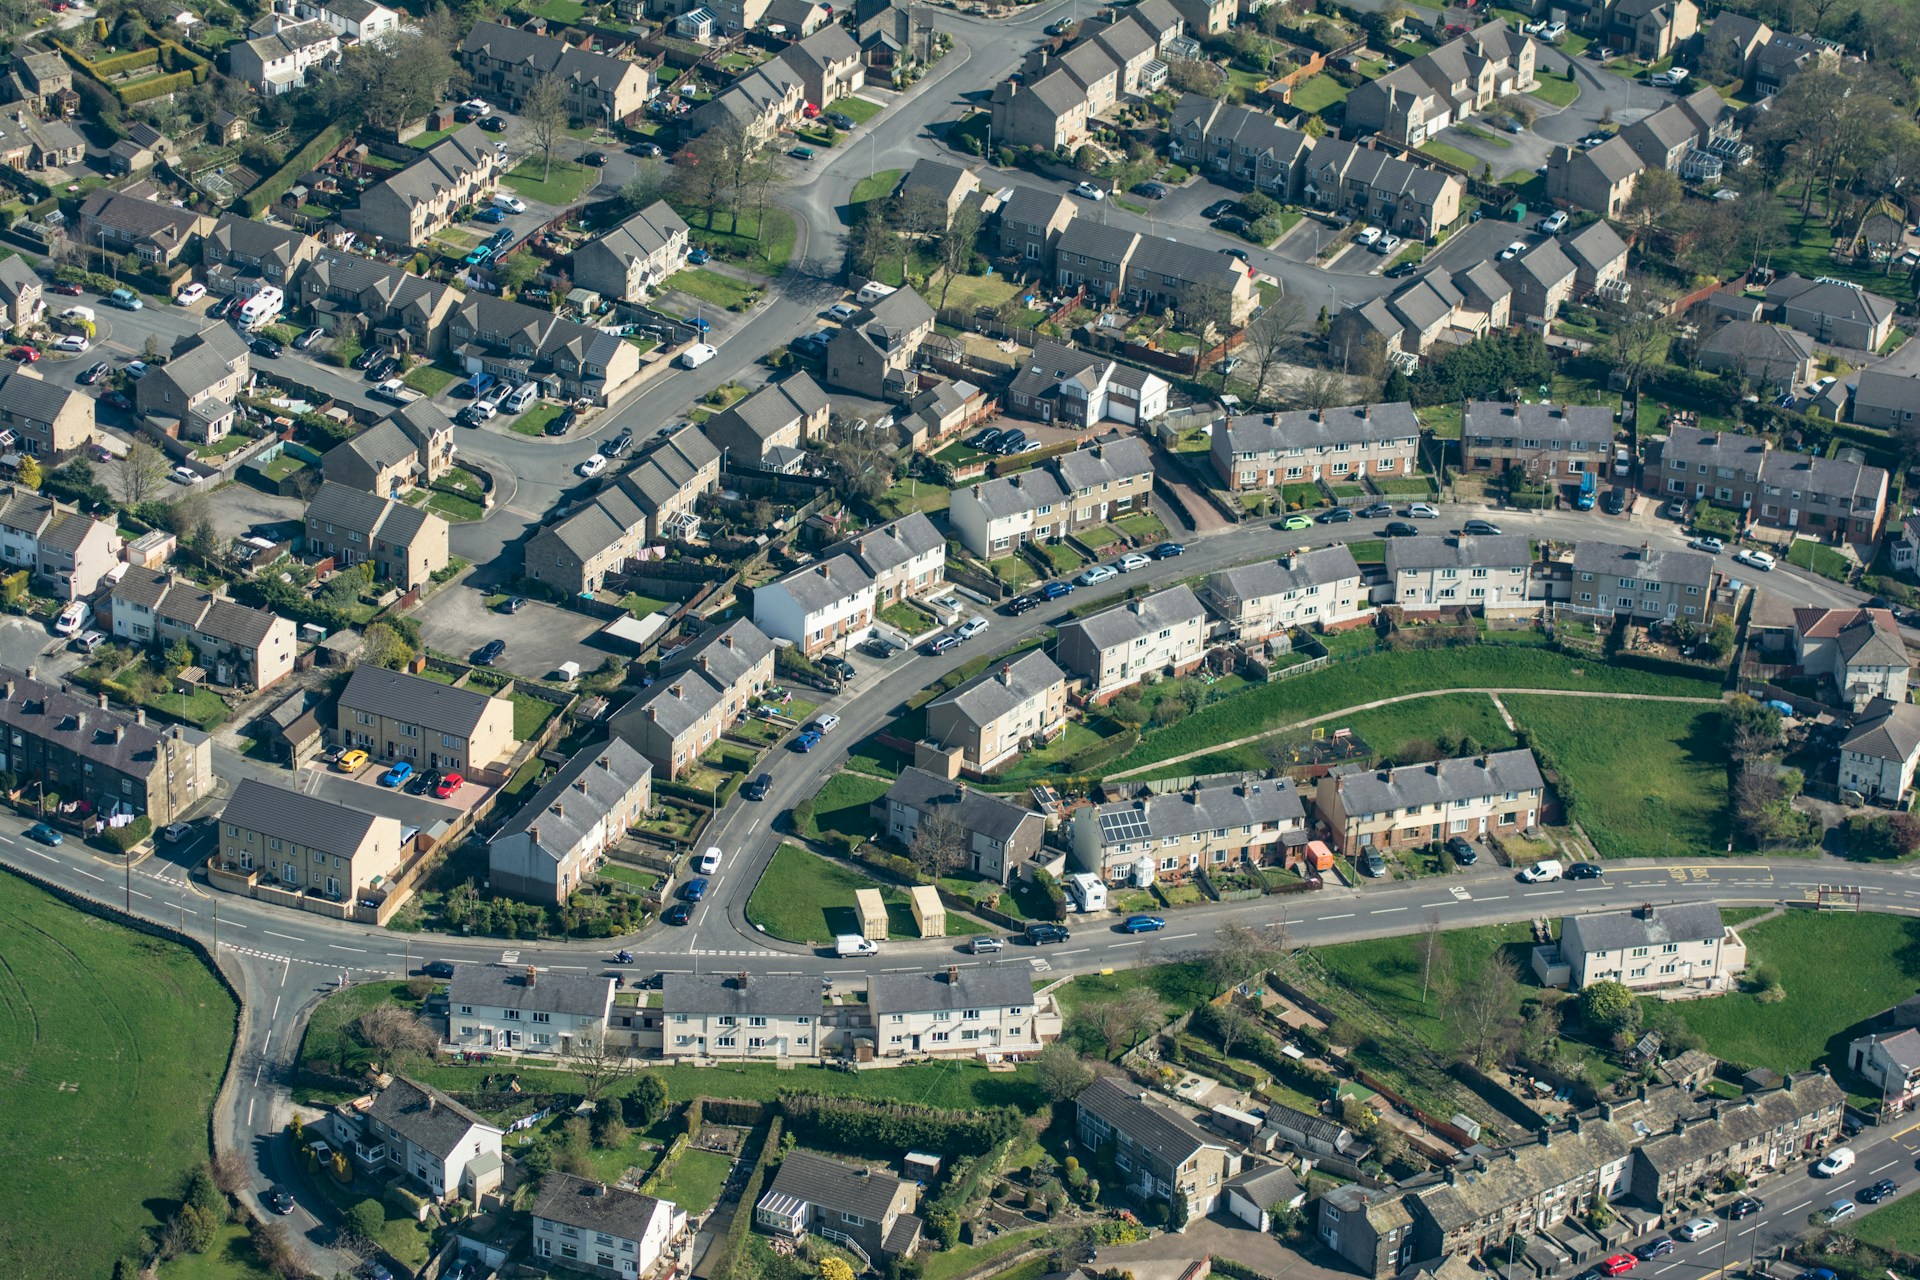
[[174, 283, 206, 306], [1523, 19, 1547, 33], [1079, 564, 1119, 586], [577, 454, 608, 478], [493, 193, 527, 214], [160, 822, 194, 842], [1733, 547, 1776, 572], [1651, 67, 1690, 87], [1353, 227, 1382, 247], [462, 97, 493, 116], [827, 303, 859, 322], [169, 465, 197, 485], [697, 846, 722, 874], [1537, 211, 1569, 234], [125, 360, 151, 379], [814, 713, 841, 733], [1500, 241, 1526, 260], [52, 334, 88, 353], [1372, 234, 1403, 256], [1117, 552, 1151, 572], [955, 617, 989, 641], [1406, 502, 1440, 519], [1688, 535, 1726, 554], [1815, 1147, 1856, 1176], [1543, 20, 1565, 39], [1072, 182, 1106, 201], [1676, 1219, 1716, 1242]]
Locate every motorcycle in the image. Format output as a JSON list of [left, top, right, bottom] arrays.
[[614, 950, 634, 964]]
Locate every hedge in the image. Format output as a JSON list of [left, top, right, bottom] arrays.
[[698, 1097, 771, 1127], [776, 1091, 1024, 1157], [98, 815, 152, 853], [713, 1117, 782, 1280], [240, 122, 352, 218], [91, 47, 160, 76], [118, 70, 194, 105]]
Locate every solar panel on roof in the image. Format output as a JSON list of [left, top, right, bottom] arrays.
[[1100, 809, 1151, 843]]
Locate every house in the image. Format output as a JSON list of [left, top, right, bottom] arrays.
[[824, 511, 946, 608], [1703, 13, 1774, 81], [1556, 903, 1746, 992], [228, 19, 340, 93], [1586, 0, 1698, 62], [1849, 337, 1920, 431], [0, 666, 212, 823], [445, 294, 644, 405], [202, 213, 318, 299], [570, 201, 690, 302], [1562, 219, 1630, 297], [1314, 749, 1546, 856], [298, 0, 401, 41], [1754, 449, 1888, 541], [1563, 540, 1715, 623], [304, 482, 451, 589], [755, 1150, 922, 1261], [1170, 0, 1234, 36], [686, 60, 806, 143], [1053, 219, 1137, 303], [1462, 400, 1613, 483], [1224, 1164, 1307, 1234], [1070, 777, 1307, 885], [217, 777, 406, 905], [1752, 31, 1836, 96], [6, 107, 84, 169], [1385, 535, 1534, 614], [1075, 1077, 1243, 1221], [78, 188, 213, 265], [336, 665, 518, 775], [996, 185, 1076, 266], [488, 740, 653, 905], [1168, 96, 1314, 197], [135, 322, 250, 445], [1345, 22, 1537, 145], [702, 373, 829, 466], [0, 487, 121, 599], [1546, 138, 1643, 218], [322, 401, 457, 496], [1894, 515, 1920, 575], [1653, 425, 1767, 507], [776, 23, 864, 109], [1621, 101, 1708, 172], [895, 377, 990, 450], [897, 159, 980, 229], [1056, 585, 1209, 700], [1766, 274, 1896, 352], [459, 22, 655, 125], [339, 1076, 503, 1204], [0, 256, 43, 331], [531, 1174, 686, 1280], [1497, 237, 1578, 325], [825, 285, 935, 398], [990, 66, 1092, 150], [1107, 231, 1258, 328], [661, 972, 827, 1060], [1007, 338, 1169, 427], [1839, 696, 1920, 806], [106, 571, 297, 692], [1301, 138, 1464, 239], [447, 964, 616, 1054], [294, 254, 460, 355], [1331, 263, 1515, 364], [1203, 547, 1370, 641], [1318, 1185, 1416, 1278], [611, 618, 776, 779], [12, 50, 73, 110], [1792, 607, 1910, 709], [526, 428, 719, 591], [1627, 1072, 1845, 1210], [1090, 16, 1167, 95], [867, 966, 1060, 1058], [0, 368, 93, 460], [1212, 403, 1421, 493], [923, 650, 1069, 772], [1050, 40, 1123, 115], [342, 125, 507, 250], [876, 767, 1045, 884], [1261, 1103, 1366, 1159], [948, 435, 1152, 558], [1846, 1028, 1920, 1107], [752, 555, 875, 658]]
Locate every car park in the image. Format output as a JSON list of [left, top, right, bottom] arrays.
[[1121, 915, 1166, 932], [25, 822, 61, 846], [1462, 519, 1502, 535], [742, 773, 772, 801], [1501, 241, 1526, 260], [1384, 521, 1419, 537], [1733, 547, 1776, 571], [1118, 552, 1151, 572], [1152, 542, 1185, 558], [955, 617, 989, 641], [1079, 564, 1118, 586], [380, 761, 413, 788]]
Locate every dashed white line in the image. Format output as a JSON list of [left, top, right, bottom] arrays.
[[1654, 1264, 1680, 1275], [26, 847, 56, 862], [1523, 889, 1563, 897], [1784, 1200, 1811, 1214], [74, 868, 104, 882], [271, 996, 280, 1019], [1165, 932, 1198, 941], [327, 944, 365, 953], [550, 965, 589, 971], [1372, 907, 1408, 914], [1575, 885, 1606, 892], [1870, 1159, 1898, 1173], [1319, 913, 1355, 921], [1055, 947, 1089, 956], [264, 929, 301, 941], [1112, 940, 1144, 947], [131, 889, 151, 900]]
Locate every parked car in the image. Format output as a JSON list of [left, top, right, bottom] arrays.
[[1120, 915, 1166, 933], [1152, 542, 1185, 558], [1501, 240, 1527, 260], [1079, 564, 1118, 586], [335, 750, 369, 773], [924, 633, 960, 656], [1071, 181, 1105, 200], [663, 902, 694, 925], [1279, 514, 1313, 530], [1537, 210, 1569, 234], [175, 282, 206, 306], [1733, 547, 1776, 572], [1567, 862, 1604, 880], [25, 822, 62, 846], [473, 206, 507, 223], [681, 877, 709, 901], [787, 145, 815, 161], [1858, 1179, 1898, 1204], [971, 935, 1005, 954], [582, 151, 606, 166], [1360, 849, 1388, 877], [1632, 1239, 1674, 1261], [1354, 227, 1382, 247], [1676, 1219, 1717, 1241], [697, 847, 723, 874], [1824, 1201, 1857, 1224], [1462, 519, 1503, 535], [1006, 594, 1040, 616], [1384, 261, 1418, 278], [1370, 234, 1402, 256], [380, 761, 414, 788], [1383, 521, 1419, 537], [827, 302, 859, 322], [1320, 507, 1355, 523], [1040, 580, 1075, 600], [824, 111, 856, 130], [1025, 922, 1071, 944], [7, 346, 37, 362], [792, 729, 822, 751], [1816, 1148, 1857, 1176], [432, 772, 464, 799], [812, 713, 841, 734], [79, 360, 109, 384], [578, 454, 608, 478], [969, 427, 1003, 450], [1689, 535, 1726, 554], [1600, 1256, 1636, 1277], [955, 617, 989, 641], [294, 327, 324, 349], [1201, 200, 1237, 219], [169, 465, 197, 485], [742, 773, 772, 801], [52, 334, 87, 353], [1359, 501, 1394, 517], [1727, 1197, 1763, 1219], [1117, 552, 1151, 572], [1445, 836, 1477, 866], [821, 654, 857, 681], [248, 336, 283, 359], [1132, 181, 1169, 199], [473, 639, 506, 666]]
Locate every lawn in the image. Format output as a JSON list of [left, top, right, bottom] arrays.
[[830, 95, 884, 125], [502, 158, 597, 207], [1336, 693, 1518, 764], [159, 1221, 273, 1280], [921, 1228, 1054, 1280], [878, 599, 936, 633], [664, 268, 759, 311], [516, 403, 563, 437], [598, 863, 662, 893], [747, 844, 985, 942], [524, 0, 586, 20], [802, 772, 891, 843], [510, 690, 560, 739], [620, 592, 673, 618], [1308, 923, 1541, 1057], [1663, 913, 1920, 1083], [403, 363, 458, 395], [1052, 961, 1213, 1021], [1038, 541, 1081, 575], [1503, 695, 1731, 859], [873, 474, 950, 518], [648, 1147, 731, 1215], [1418, 139, 1482, 171], [1526, 74, 1582, 107], [1287, 74, 1349, 114], [851, 168, 904, 208], [1787, 538, 1853, 583], [428, 490, 483, 522], [0, 869, 239, 1279]]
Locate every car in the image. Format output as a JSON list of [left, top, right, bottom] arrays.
[[1604, 487, 1628, 515], [1591, 45, 1615, 59], [50, 282, 82, 296], [72, 629, 106, 654], [1689, 535, 1726, 554], [812, 713, 842, 734], [352, 347, 382, 371], [1354, 227, 1382, 247], [1221, 246, 1250, 263], [1279, 514, 1313, 530], [743, 773, 772, 801], [1651, 67, 1690, 87], [1501, 241, 1527, 260], [1600, 1256, 1636, 1277], [1040, 580, 1075, 600], [7, 345, 37, 362], [1445, 835, 1475, 861], [787, 145, 815, 160], [824, 111, 856, 130], [79, 360, 109, 384], [681, 876, 709, 901], [380, 761, 414, 788], [175, 283, 206, 306], [1733, 547, 1776, 572], [628, 140, 664, 157], [1072, 181, 1106, 200], [1727, 1196, 1763, 1218], [1537, 210, 1570, 234], [578, 454, 608, 478], [248, 336, 282, 358], [1711, 187, 1740, 202], [925, 633, 961, 656], [1506, 118, 1525, 134], [821, 653, 857, 681], [102, 390, 132, 410], [1026, 922, 1071, 945], [956, 616, 989, 640], [1543, 20, 1565, 38], [1080, 564, 1118, 586], [267, 1187, 295, 1215], [1121, 915, 1167, 933], [1824, 1200, 1857, 1224], [1816, 1148, 1857, 1176], [25, 822, 61, 846], [688, 249, 710, 265], [1462, 519, 1503, 535], [1360, 849, 1388, 877], [1567, 862, 1605, 879], [473, 206, 507, 225], [169, 465, 197, 485], [1861, 1178, 1898, 1203], [1633, 1240, 1674, 1262], [1006, 593, 1041, 615], [1320, 507, 1356, 524], [697, 846, 723, 875], [663, 902, 693, 925], [432, 772, 464, 799], [969, 427, 1003, 450], [582, 150, 606, 166], [1676, 1218, 1716, 1241], [479, 115, 507, 134], [335, 750, 369, 773], [827, 302, 859, 322], [971, 935, 1006, 954], [1360, 502, 1394, 517], [1797, 1271, 1837, 1280], [1384, 521, 1420, 537], [106, 288, 142, 311], [1371, 234, 1403, 256], [1152, 542, 1185, 558], [160, 822, 194, 843], [294, 327, 324, 350], [1202, 200, 1237, 219], [52, 334, 87, 353], [1132, 181, 1169, 199], [793, 729, 823, 752], [1384, 261, 1418, 278]]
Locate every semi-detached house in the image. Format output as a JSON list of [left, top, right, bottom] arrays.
[[611, 617, 776, 779], [203, 212, 319, 299], [531, 1173, 686, 1280], [216, 776, 405, 907], [106, 569, 297, 692], [1075, 1077, 1242, 1223], [660, 971, 826, 1060], [752, 554, 875, 658], [1007, 337, 1169, 428], [823, 511, 946, 609], [487, 738, 653, 905], [1070, 777, 1308, 885], [923, 650, 1069, 773], [1562, 540, 1715, 623], [447, 964, 616, 1054], [755, 1150, 923, 1263], [702, 372, 829, 467], [1547, 137, 1643, 218], [570, 200, 689, 302], [335, 1076, 504, 1205], [866, 966, 1059, 1058], [990, 65, 1093, 149], [304, 481, 452, 589], [1052, 221, 1257, 326], [1314, 749, 1545, 855], [1056, 584, 1208, 700], [524, 430, 720, 593], [228, 18, 339, 93], [1212, 402, 1420, 492], [1838, 696, 1920, 806], [0, 486, 123, 600], [996, 185, 1076, 265], [336, 665, 518, 776], [1463, 400, 1614, 482], [877, 767, 1046, 884], [1766, 274, 1897, 352], [459, 22, 655, 126], [321, 399, 457, 497], [1385, 534, 1534, 615], [1556, 902, 1745, 992], [1344, 21, 1538, 146], [1203, 546, 1370, 641], [0, 370, 93, 463], [949, 435, 1153, 558], [341, 125, 506, 250]]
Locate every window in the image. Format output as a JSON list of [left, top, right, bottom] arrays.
[[533, 1011, 550, 1023]]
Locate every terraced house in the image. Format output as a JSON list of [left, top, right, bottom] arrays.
[[1559, 540, 1716, 623], [216, 777, 405, 906], [487, 739, 653, 904], [824, 511, 946, 609], [1056, 584, 1209, 700], [658, 972, 826, 1060], [341, 124, 507, 249], [0, 665, 212, 824], [447, 964, 617, 1055], [446, 294, 643, 404], [336, 665, 518, 776], [320, 399, 457, 497], [459, 22, 655, 125], [569, 200, 689, 303], [948, 435, 1153, 557], [202, 212, 319, 299], [1203, 547, 1370, 640], [1463, 399, 1614, 481], [1344, 21, 1537, 145], [1315, 749, 1546, 855], [1213, 403, 1421, 492], [105, 570, 297, 692], [1071, 777, 1308, 884], [294, 254, 460, 355], [611, 618, 776, 779], [1168, 96, 1314, 196]]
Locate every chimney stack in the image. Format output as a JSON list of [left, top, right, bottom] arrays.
[[945, 965, 960, 984], [737, 970, 749, 988], [999, 663, 1011, 684], [97, 692, 108, 710], [526, 965, 538, 986], [25, 665, 35, 681], [135, 708, 146, 727], [428, 1095, 437, 1113], [598, 755, 610, 771], [114, 725, 124, 743], [820, 563, 830, 580], [551, 802, 564, 821], [722, 634, 735, 650], [645, 707, 658, 722], [699, 655, 711, 673]]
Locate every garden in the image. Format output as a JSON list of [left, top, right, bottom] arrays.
[[745, 844, 990, 943]]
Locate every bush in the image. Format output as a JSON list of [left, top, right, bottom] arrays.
[[343, 1199, 385, 1242], [777, 1091, 1023, 1156], [100, 815, 152, 854]]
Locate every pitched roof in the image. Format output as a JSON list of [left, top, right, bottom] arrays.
[[1572, 539, 1714, 591], [827, 511, 944, 579], [764, 554, 874, 614], [927, 650, 1066, 730], [0, 663, 204, 777], [460, 21, 647, 94], [219, 776, 383, 856], [705, 372, 828, 445], [1221, 403, 1420, 453], [1501, 238, 1577, 292], [1331, 749, 1545, 821], [1562, 220, 1628, 275], [490, 738, 650, 864], [329, 418, 418, 477], [1207, 546, 1362, 602], [80, 188, 204, 250], [305, 480, 448, 548], [961, 465, 1070, 520], [447, 963, 615, 1019], [1755, 449, 1887, 510], [867, 966, 1035, 1015], [662, 971, 824, 1017], [1059, 584, 1205, 653], [365, 1076, 498, 1158], [1700, 319, 1815, 367], [659, 616, 775, 687], [999, 184, 1073, 230], [1464, 399, 1612, 446], [532, 1173, 672, 1239], [0, 368, 85, 426], [1052, 435, 1152, 490], [339, 666, 501, 738], [1561, 903, 1728, 956], [763, 1150, 909, 1222], [881, 766, 1042, 846], [1584, 134, 1645, 183], [1658, 426, 1766, 474], [1842, 696, 1920, 764], [579, 200, 688, 270], [900, 158, 978, 208], [1085, 777, 1305, 846], [853, 285, 935, 348], [1077, 1076, 1220, 1166], [1766, 274, 1897, 328], [1386, 533, 1532, 573]]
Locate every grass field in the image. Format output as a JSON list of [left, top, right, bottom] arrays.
[[1338, 693, 1519, 763], [1503, 695, 1730, 858], [648, 1147, 731, 1215], [685, 206, 797, 277], [1788, 538, 1853, 582], [1052, 961, 1212, 1021], [922, 1228, 1054, 1280], [850, 168, 904, 208], [802, 772, 891, 842], [664, 268, 759, 311], [1308, 923, 1540, 1055], [1850, 1185, 1920, 1250], [516, 403, 563, 436], [745, 844, 986, 942], [0, 870, 239, 1278], [1288, 74, 1349, 113], [502, 158, 596, 206], [159, 1221, 273, 1280], [403, 363, 458, 395], [830, 95, 884, 124], [1664, 913, 1920, 1082]]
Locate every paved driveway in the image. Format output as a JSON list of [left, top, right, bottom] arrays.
[[306, 767, 467, 831], [414, 586, 613, 679]]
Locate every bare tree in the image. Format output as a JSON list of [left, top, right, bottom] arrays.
[[1291, 366, 1350, 415], [909, 806, 970, 878], [1598, 278, 1674, 401], [1212, 1002, 1255, 1057], [563, 1031, 639, 1104], [1079, 989, 1169, 1058], [523, 75, 569, 182], [1623, 167, 1683, 232], [1204, 920, 1286, 995], [1036, 1039, 1096, 1101], [1179, 283, 1234, 345], [1240, 293, 1309, 405], [1420, 912, 1447, 1006], [936, 201, 984, 311], [1444, 950, 1522, 1068], [356, 1006, 437, 1063], [113, 440, 169, 506]]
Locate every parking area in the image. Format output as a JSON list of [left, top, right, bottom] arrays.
[[414, 586, 613, 680], [322, 756, 491, 815], [305, 765, 473, 830]]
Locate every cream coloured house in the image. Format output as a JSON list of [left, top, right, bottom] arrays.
[[1559, 903, 1745, 992], [865, 966, 1060, 1058], [1203, 547, 1369, 641], [447, 964, 616, 1054], [1314, 750, 1545, 855]]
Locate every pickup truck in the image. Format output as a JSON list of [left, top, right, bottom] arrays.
[[371, 378, 421, 405]]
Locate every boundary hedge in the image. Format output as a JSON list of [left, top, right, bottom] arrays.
[[53, 38, 209, 107], [240, 122, 352, 217]]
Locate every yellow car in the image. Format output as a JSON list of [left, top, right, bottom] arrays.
[[335, 749, 369, 773], [1279, 514, 1314, 530]]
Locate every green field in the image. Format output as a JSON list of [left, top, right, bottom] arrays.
[[745, 843, 985, 942], [1337, 693, 1519, 764], [1850, 1185, 1920, 1250], [0, 870, 239, 1278], [1051, 961, 1212, 1021], [1308, 923, 1540, 1055], [1503, 695, 1729, 858], [158, 1221, 273, 1280], [1787, 538, 1853, 582], [1287, 73, 1349, 113], [648, 1147, 731, 1215], [502, 158, 597, 206], [664, 268, 759, 311], [802, 772, 891, 843]]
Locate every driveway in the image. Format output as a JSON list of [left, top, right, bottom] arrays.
[[413, 586, 613, 680], [205, 485, 306, 544]]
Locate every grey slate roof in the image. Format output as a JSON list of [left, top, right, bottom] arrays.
[[1842, 696, 1920, 764], [765, 554, 874, 613], [1331, 749, 1545, 820], [1077, 1076, 1220, 1166], [0, 368, 85, 426], [447, 963, 615, 1019], [1699, 319, 1815, 366], [927, 650, 1066, 729], [1464, 399, 1613, 447], [962, 466, 1070, 520], [1221, 402, 1420, 453], [220, 777, 380, 857], [305, 480, 448, 549], [1059, 584, 1204, 653], [1562, 903, 1727, 956], [828, 511, 943, 579], [1502, 238, 1577, 293], [1563, 219, 1628, 277], [867, 966, 1035, 1015], [1085, 777, 1304, 846], [705, 372, 827, 446], [1208, 546, 1362, 601], [1226, 1160, 1303, 1206], [663, 971, 824, 1018], [490, 737, 650, 865], [1572, 539, 1714, 591], [365, 1076, 497, 1158], [339, 665, 499, 737], [999, 184, 1073, 231], [622, 666, 727, 740], [660, 616, 775, 688], [854, 284, 935, 346], [1634, 1072, 1845, 1178], [882, 766, 1041, 846], [1660, 426, 1766, 475], [532, 1173, 670, 1239], [331, 418, 418, 475], [1386, 534, 1531, 573], [1052, 435, 1151, 491], [0, 664, 205, 778], [1057, 218, 1140, 268], [1757, 449, 1887, 510], [578, 200, 687, 276], [763, 1150, 908, 1222], [899, 158, 977, 208], [1767, 274, 1897, 329]]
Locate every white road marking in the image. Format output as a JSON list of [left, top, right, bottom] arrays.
[[1112, 940, 1144, 947], [1422, 901, 1454, 908], [26, 847, 56, 862], [1784, 1200, 1810, 1214], [550, 965, 588, 971], [272, 996, 280, 1019], [1165, 932, 1198, 941], [1372, 906, 1408, 914], [1870, 1159, 1898, 1173], [1575, 885, 1607, 892], [265, 930, 302, 941], [327, 944, 365, 953], [247, 1098, 255, 1127], [74, 868, 103, 881], [1523, 889, 1562, 896], [1319, 913, 1355, 920]]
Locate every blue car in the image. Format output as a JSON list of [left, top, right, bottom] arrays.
[[1040, 580, 1075, 600], [688, 249, 710, 265], [682, 877, 709, 901], [25, 822, 62, 846], [794, 729, 822, 752], [1121, 915, 1166, 933], [380, 761, 414, 788], [474, 207, 507, 224], [1152, 542, 1185, 559]]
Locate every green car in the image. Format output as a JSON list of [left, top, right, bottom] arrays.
[[1279, 514, 1314, 530], [788, 145, 815, 160]]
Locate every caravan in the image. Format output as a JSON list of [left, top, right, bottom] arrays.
[[237, 286, 284, 330]]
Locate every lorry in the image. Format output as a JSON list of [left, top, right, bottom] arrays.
[[1066, 872, 1108, 914], [1575, 469, 1597, 510], [834, 934, 879, 958]]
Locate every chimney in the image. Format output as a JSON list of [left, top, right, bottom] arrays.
[[1185, 790, 1198, 803], [526, 965, 538, 986], [1636, 902, 1654, 919], [529, 823, 540, 847], [699, 655, 711, 673], [1128, 599, 1143, 614], [857, 538, 866, 557], [998, 664, 1012, 684], [551, 802, 564, 821], [670, 684, 684, 700], [946, 965, 960, 984], [1446, 1166, 1459, 1185], [97, 692, 108, 710], [1363, 404, 1371, 420], [25, 665, 34, 681], [598, 755, 611, 771], [820, 562, 830, 580], [2, 679, 12, 699], [1540, 1128, 1552, 1148], [645, 707, 658, 722], [593, 1182, 608, 1197], [428, 1095, 437, 1113], [1710, 1102, 1723, 1121], [572, 779, 588, 794], [1673, 1117, 1687, 1136], [737, 970, 749, 988], [1601, 1101, 1617, 1121], [114, 725, 124, 744], [722, 634, 735, 650]]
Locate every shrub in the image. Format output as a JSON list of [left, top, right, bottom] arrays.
[[777, 1091, 1022, 1156], [343, 1199, 385, 1242], [100, 815, 152, 854]]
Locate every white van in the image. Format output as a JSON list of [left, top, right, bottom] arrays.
[[237, 286, 283, 330], [61, 305, 95, 324], [835, 934, 879, 958], [1815, 1147, 1856, 1176], [678, 342, 718, 369], [492, 192, 527, 214], [54, 600, 91, 635], [503, 382, 537, 413], [1520, 859, 1564, 883]]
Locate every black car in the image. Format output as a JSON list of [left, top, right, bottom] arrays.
[[366, 356, 398, 382], [473, 638, 506, 666], [822, 654, 858, 681], [1603, 487, 1628, 514], [1384, 261, 1418, 278], [742, 773, 772, 801], [1462, 519, 1503, 535], [352, 347, 382, 371], [1727, 1196, 1763, 1218], [663, 902, 693, 925], [1214, 214, 1250, 234], [247, 336, 282, 358], [455, 406, 487, 428], [969, 427, 1003, 450], [1152, 542, 1185, 558], [422, 960, 456, 978], [1202, 199, 1237, 219], [863, 636, 900, 659], [994, 430, 1027, 455], [1567, 862, 1605, 879], [1359, 501, 1394, 517], [479, 115, 506, 132], [582, 151, 606, 166], [1858, 1179, 1898, 1204], [1445, 836, 1477, 865], [1132, 181, 1169, 199], [1006, 594, 1041, 615], [1633, 1239, 1674, 1261], [824, 111, 856, 130], [405, 767, 441, 795], [1319, 507, 1355, 523], [547, 407, 577, 436], [1025, 922, 1071, 945], [267, 1187, 295, 1215], [1384, 521, 1420, 537]]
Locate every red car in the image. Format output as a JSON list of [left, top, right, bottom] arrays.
[[432, 772, 463, 799], [50, 282, 83, 296], [9, 346, 39, 362], [1601, 1257, 1637, 1277], [101, 391, 132, 410]]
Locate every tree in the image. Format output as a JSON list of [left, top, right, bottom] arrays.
[[356, 1005, 436, 1062], [851, 210, 901, 282], [817, 414, 900, 505], [591, 1105, 630, 1149], [359, 621, 415, 671], [1624, 167, 1683, 231], [1078, 988, 1167, 1058], [320, 30, 458, 131], [113, 440, 168, 506], [1168, 58, 1227, 98], [1443, 950, 1522, 1068], [524, 75, 570, 182], [564, 1031, 638, 1104], [1205, 920, 1286, 994], [14, 455, 40, 490], [1168, 1188, 1190, 1232], [624, 1072, 669, 1126], [1211, 1003, 1255, 1057], [936, 201, 984, 311], [819, 1258, 858, 1280], [1579, 979, 1639, 1035], [1290, 366, 1350, 414], [908, 806, 969, 878], [343, 1198, 385, 1244], [183, 1167, 224, 1219], [1180, 283, 1234, 344], [1596, 279, 1674, 401], [1239, 292, 1309, 405], [1037, 1040, 1096, 1101], [497, 251, 541, 297]]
